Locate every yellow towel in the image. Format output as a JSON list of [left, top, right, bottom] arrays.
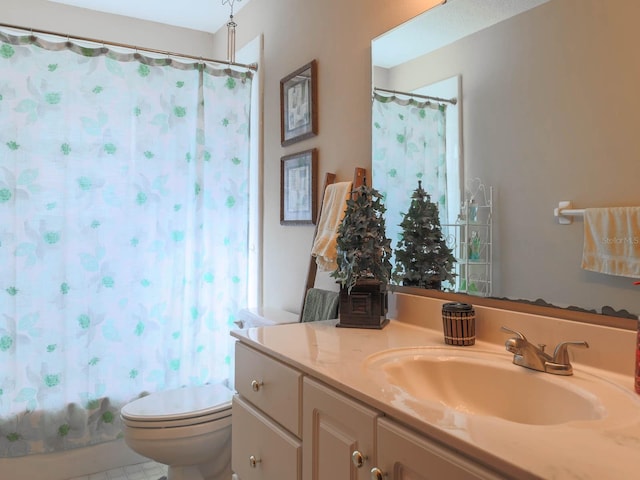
[[311, 182, 352, 272], [581, 207, 640, 278]]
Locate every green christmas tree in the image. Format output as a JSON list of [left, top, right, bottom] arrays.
[[332, 182, 392, 293], [393, 181, 456, 288]]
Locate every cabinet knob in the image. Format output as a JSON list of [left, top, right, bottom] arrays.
[[251, 380, 263, 392], [249, 455, 262, 468], [351, 450, 368, 468], [370, 467, 385, 480]]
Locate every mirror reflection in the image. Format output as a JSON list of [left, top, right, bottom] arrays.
[[372, 0, 640, 318], [372, 76, 462, 289]]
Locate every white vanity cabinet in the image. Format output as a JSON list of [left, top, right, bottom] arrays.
[[233, 339, 505, 480], [232, 342, 303, 480]]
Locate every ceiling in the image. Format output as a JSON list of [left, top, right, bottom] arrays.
[[48, 0, 549, 61], [372, 0, 550, 69], [48, 0, 250, 33]]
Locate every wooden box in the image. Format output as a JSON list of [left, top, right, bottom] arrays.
[[337, 280, 389, 329]]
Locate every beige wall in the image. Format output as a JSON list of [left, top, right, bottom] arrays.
[[211, 0, 443, 313], [378, 0, 640, 316]]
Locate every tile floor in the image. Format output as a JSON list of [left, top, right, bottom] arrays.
[[67, 461, 167, 480]]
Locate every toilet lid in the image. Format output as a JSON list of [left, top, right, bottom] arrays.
[[121, 383, 233, 428]]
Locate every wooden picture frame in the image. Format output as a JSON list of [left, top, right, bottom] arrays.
[[280, 149, 318, 225], [280, 60, 318, 146]]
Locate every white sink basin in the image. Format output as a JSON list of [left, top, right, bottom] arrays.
[[364, 347, 639, 426]]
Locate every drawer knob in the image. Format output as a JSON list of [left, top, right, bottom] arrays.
[[249, 455, 262, 468], [370, 467, 385, 480], [251, 380, 264, 392], [351, 450, 368, 468]]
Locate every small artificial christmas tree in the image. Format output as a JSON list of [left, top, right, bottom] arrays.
[[331, 180, 392, 329], [332, 181, 392, 293], [393, 180, 456, 289]]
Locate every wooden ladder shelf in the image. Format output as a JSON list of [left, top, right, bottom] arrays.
[[299, 167, 366, 320]]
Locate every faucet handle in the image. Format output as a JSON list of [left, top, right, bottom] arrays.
[[500, 326, 527, 341], [552, 341, 589, 365]]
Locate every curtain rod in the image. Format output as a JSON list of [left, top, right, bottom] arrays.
[[0, 22, 257, 71], [374, 87, 457, 105]]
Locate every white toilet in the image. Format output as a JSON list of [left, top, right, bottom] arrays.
[[120, 383, 233, 480], [120, 308, 298, 480]]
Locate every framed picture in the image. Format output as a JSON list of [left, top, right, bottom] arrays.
[[280, 149, 318, 225], [280, 60, 318, 146]]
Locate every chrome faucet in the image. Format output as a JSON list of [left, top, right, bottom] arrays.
[[500, 326, 589, 376]]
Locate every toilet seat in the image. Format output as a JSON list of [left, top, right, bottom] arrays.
[[121, 383, 233, 429]]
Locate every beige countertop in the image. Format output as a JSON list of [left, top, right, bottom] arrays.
[[232, 318, 640, 480]]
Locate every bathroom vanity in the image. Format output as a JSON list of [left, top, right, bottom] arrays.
[[231, 293, 640, 479]]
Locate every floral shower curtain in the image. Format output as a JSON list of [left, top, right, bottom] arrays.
[[0, 28, 253, 456], [372, 92, 448, 268]]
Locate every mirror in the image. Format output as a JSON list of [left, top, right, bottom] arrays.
[[372, 0, 640, 320]]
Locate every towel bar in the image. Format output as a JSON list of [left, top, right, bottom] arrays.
[[554, 201, 585, 225]]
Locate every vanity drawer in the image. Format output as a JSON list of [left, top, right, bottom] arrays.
[[232, 395, 302, 480], [235, 342, 302, 436]]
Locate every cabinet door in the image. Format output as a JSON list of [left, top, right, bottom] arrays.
[[374, 418, 504, 480], [232, 395, 302, 480], [302, 377, 379, 480]]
